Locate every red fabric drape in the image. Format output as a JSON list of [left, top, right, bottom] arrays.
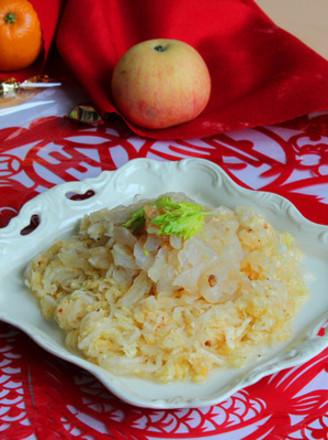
[[56, 0, 328, 139]]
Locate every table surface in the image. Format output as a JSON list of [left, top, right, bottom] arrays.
[[0, 83, 327, 440]]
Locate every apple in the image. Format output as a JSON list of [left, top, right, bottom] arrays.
[[111, 39, 211, 129]]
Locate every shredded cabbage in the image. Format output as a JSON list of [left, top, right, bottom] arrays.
[[25, 194, 310, 382]]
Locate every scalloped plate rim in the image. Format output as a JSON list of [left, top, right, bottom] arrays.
[[0, 158, 327, 409]]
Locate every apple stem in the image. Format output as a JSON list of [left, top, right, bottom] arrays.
[[154, 45, 166, 53]]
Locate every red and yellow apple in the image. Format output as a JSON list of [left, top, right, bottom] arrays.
[[111, 39, 211, 129]]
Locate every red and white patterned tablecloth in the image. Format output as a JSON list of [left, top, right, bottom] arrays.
[[0, 84, 327, 440]]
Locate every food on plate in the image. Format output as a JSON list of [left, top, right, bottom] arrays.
[[111, 39, 211, 129], [0, 0, 42, 72], [25, 194, 310, 383]]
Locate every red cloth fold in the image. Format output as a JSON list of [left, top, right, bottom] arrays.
[[56, 0, 328, 139], [0, 0, 65, 81]]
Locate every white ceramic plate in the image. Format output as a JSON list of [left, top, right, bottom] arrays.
[[0, 158, 327, 409]]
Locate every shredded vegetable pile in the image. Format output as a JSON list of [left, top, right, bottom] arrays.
[[25, 194, 310, 382]]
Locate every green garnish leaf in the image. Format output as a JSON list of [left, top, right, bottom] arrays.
[[150, 196, 181, 211], [122, 207, 145, 231], [150, 197, 212, 239], [123, 196, 212, 239]]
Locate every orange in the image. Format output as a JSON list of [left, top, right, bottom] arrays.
[[0, 0, 42, 72]]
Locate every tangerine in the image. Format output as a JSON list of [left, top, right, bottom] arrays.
[[0, 0, 42, 72]]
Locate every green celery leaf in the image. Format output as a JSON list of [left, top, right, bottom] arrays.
[[122, 207, 145, 231], [123, 196, 212, 239]]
